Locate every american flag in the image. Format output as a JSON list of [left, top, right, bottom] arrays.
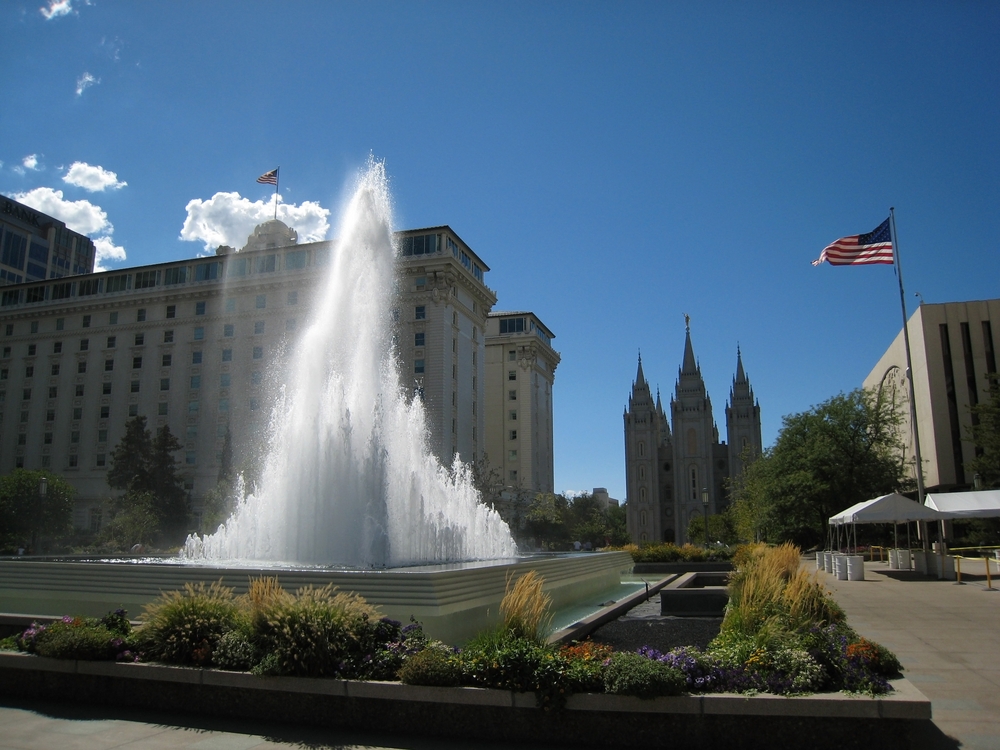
[[257, 168, 278, 185], [813, 217, 894, 266]]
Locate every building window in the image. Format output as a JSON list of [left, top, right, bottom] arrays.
[[75, 384, 84, 397], [109, 312, 118, 325], [166, 305, 176, 319], [286, 319, 296, 332], [71, 431, 80, 444], [252, 346, 263, 359], [68, 455, 78, 468], [3, 325, 10, 336], [192, 351, 202, 364], [414, 359, 425, 374], [51, 364, 59, 376], [190, 375, 201, 389], [220, 373, 231, 388], [53, 342, 62, 353], [77, 362, 87, 374], [251, 371, 262, 385], [162, 354, 172, 367], [82, 315, 91, 328], [98, 429, 107, 443], [131, 380, 139, 393], [509, 410, 517, 420], [256, 295, 266, 309], [509, 470, 518, 481], [105, 336, 116, 349], [22, 388, 31, 400], [160, 378, 170, 391], [222, 349, 232, 362], [132, 356, 142, 369], [43, 432, 52, 444], [414, 332, 425, 347], [508, 390, 517, 401], [508, 370, 516, 381], [164, 330, 174, 343], [134, 333, 144, 346], [55, 318, 64, 331], [508, 450, 517, 462], [415, 306, 426, 320], [195, 301, 206, 315], [186, 451, 196, 465], [105, 359, 114, 371], [639, 442, 645, 457], [219, 398, 229, 412], [225, 298, 236, 313], [287, 291, 298, 305], [45, 409, 54, 421], [509, 430, 517, 441], [224, 324, 234, 337], [137, 308, 146, 322], [189, 401, 199, 413], [128, 404, 138, 417], [194, 327, 204, 340], [72, 407, 82, 420], [158, 402, 168, 416], [100, 406, 109, 419], [27, 344, 36, 356], [102, 383, 111, 396], [254, 321, 265, 335], [80, 339, 89, 351]]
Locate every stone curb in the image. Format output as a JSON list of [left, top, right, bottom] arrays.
[[0, 651, 931, 720]]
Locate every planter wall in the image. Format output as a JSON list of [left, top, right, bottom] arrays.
[[0, 652, 931, 750]]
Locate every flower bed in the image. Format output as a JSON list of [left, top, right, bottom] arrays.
[[0, 544, 902, 710]]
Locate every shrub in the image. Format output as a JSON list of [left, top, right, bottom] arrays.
[[25, 614, 137, 662], [398, 646, 463, 687], [500, 571, 551, 644], [0, 635, 17, 651], [212, 630, 260, 671], [460, 627, 547, 692], [254, 584, 381, 678], [603, 651, 685, 698], [138, 580, 243, 666]]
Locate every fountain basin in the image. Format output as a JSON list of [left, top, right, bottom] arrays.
[[0, 551, 633, 644]]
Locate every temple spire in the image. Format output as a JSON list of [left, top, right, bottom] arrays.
[[681, 320, 698, 375], [636, 350, 646, 385]]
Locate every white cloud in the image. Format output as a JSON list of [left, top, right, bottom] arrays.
[[40, 0, 73, 19], [75, 72, 99, 96], [13, 186, 126, 270], [17, 154, 42, 175], [63, 162, 127, 192], [562, 489, 587, 499], [180, 192, 330, 252], [13, 187, 110, 235], [93, 236, 127, 272]]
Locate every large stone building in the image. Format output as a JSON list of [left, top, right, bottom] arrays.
[[0, 210, 532, 533], [484, 311, 560, 494], [623, 323, 761, 543], [863, 299, 999, 493], [1, 195, 96, 286]]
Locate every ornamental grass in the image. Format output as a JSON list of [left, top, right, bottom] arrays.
[[499, 570, 552, 644]]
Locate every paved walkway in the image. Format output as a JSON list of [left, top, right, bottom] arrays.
[[818, 556, 1000, 750]]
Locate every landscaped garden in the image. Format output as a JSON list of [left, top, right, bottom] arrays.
[[0, 543, 901, 708]]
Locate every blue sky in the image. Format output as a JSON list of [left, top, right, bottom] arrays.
[[3, 1, 998, 500]]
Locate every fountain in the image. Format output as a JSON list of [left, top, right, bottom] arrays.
[[0, 159, 633, 643], [181, 158, 516, 568]]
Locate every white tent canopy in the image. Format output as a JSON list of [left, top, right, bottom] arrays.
[[925, 490, 1000, 519], [829, 493, 945, 526]]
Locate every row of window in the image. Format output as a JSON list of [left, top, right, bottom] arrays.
[[2, 292, 299, 329]]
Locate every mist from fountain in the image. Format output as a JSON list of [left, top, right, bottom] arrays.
[[181, 159, 517, 568]]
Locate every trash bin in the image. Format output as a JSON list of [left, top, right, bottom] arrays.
[[824, 552, 834, 574], [816, 551, 824, 570], [896, 549, 911, 570], [888, 549, 899, 569], [835, 555, 849, 580], [846, 555, 865, 581]]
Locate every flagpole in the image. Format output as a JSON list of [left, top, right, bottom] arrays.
[[273, 169, 279, 221], [889, 207, 928, 547]]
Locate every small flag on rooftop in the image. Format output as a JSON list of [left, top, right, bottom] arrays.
[[257, 168, 278, 185], [813, 217, 894, 266]]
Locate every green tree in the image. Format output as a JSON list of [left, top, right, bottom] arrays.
[[525, 492, 568, 547], [687, 512, 738, 546], [99, 490, 160, 551], [967, 373, 1000, 488], [107, 416, 153, 492], [107, 416, 188, 543], [605, 503, 631, 546], [728, 389, 909, 548], [0, 470, 75, 552]]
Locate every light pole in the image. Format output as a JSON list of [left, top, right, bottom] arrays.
[[701, 487, 709, 549]]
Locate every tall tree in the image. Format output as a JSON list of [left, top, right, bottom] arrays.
[[0, 470, 75, 552], [967, 373, 1000, 488], [150, 424, 188, 536], [107, 416, 153, 492], [728, 389, 910, 548]]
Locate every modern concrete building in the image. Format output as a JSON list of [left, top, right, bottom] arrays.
[[863, 299, 999, 493], [623, 323, 761, 544], [0, 219, 498, 531], [1, 195, 96, 286], [484, 311, 560, 496]]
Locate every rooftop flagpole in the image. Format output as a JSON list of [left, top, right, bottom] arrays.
[[890, 207, 928, 545], [256, 168, 280, 220]]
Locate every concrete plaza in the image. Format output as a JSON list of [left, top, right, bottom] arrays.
[[819, 555, 1000, 750]]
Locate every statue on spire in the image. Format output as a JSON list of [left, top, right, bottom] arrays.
[[684, 312, 690, 331]]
